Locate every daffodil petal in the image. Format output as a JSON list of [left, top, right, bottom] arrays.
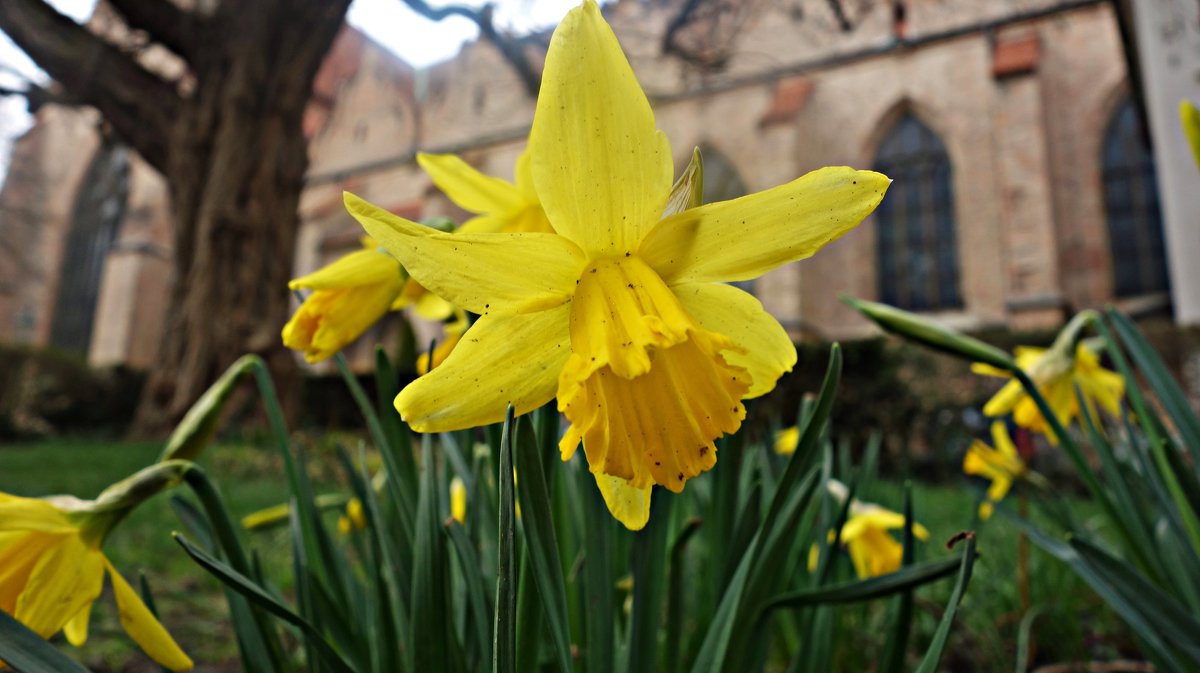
[[0, 532, 59, 613], [594, 473, 652, 531], [287, 248, 401, 290], [640, 167, 889, 284], [0, 497, 78, 534], [673, 282, 796, 398], [456, 213, 513, 234], [970, 362, 1011, 379], [346, 192, 585, 315], [282, 283, 399, 363], [528, 0, 672, 255], [397, 304, 572, 432], [106, 560, 194, 671], [412, 291, 456, 322], [981, 379, 1026, 417], [418, 152, 525, 214], [15, 537, 104, 638], [63, 602, 91, 647]]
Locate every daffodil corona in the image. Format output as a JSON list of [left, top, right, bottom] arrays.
[[345, 0, 888, 529], [0, 489, 193, 671]]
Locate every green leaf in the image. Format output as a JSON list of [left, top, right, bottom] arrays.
[[878, 482, 916, 673], [446, 520, 494, 669], [628, 490, 672, 673], [494, 406, 518, 673], [0, 609, 94, 673], [765, 555, 963, 611], [580, 458, 616, 673], [174, 533, 359, 673], [410, 434, 461, 673], [665, 519, 702, 673], [914, 534, 978, 673], [514, 415, 573, 673]]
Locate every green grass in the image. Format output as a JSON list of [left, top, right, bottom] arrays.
[[0, 437, 1137, 672], [0, 436, 343, 672]]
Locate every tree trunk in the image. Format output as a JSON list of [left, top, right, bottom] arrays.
[[133, 0, 351, 434]]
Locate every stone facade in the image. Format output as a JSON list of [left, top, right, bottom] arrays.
[[0, 0, 1181, 370]]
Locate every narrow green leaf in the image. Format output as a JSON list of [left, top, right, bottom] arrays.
[[514, 415, 573, 673], [878, 482, 916, 673], [447, 520, 494, 669], [580, 459, 616, 673], [628, 491, 672, 673], [0, 610, 94, 673], [914, 534, 978, 673], [665, 519, 702, 673], [174, 533, 358, 673], [1014, 608, 1041, 673], [766, 554, 962, 611], [494, 406, 518, 673], [410, 434, 460, 673]]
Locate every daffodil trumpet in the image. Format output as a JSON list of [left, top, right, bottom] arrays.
[[345, 0, 888, 529], [0, 461, 196, 671]]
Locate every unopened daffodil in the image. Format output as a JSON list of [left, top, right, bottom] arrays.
[[0, 464, 194, 671], [344, 0, 888, 529], [774, 426, 800, 455], [419, 151, 552, 234], [963, 422, 1026, 519], [450, 477, 467, 524], [972, 315, 1123, 443], [282, 238, 407, 362]]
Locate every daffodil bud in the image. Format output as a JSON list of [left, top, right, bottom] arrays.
[[160, 355, 261, 462], [842, 296, 1013, 370], [663, 147, 705, 217]]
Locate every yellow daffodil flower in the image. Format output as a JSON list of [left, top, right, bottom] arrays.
[[1181, 99, 1200, 171], [450, 477, 467, 524], [0, 468, 194, 671], [344, 0, 888, 529], [774, 426, 800, 455], [419, 151, 552, 234], [282, 238, 406, 363], [963, 422, 1027, 519], [815, 481, 930, 579], [972, 342, 1123, 443], [337, 498, 367, 535]]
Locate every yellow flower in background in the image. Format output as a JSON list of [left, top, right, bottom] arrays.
[[0, 492, 192, 671], [282, 238, 406, 363], [419, 151, 552, 234], [840, 501, 930, 579], [450, 477, 467, 524], [417, 308, 471, 375], [774, 426, 800, 455], [972, 342, 1123, 443], [1181, 99, 1200, 171], [337, 498, 367, 535], [963, 422, 1027, 519], [815, 481, 929, 579], [344, 0, 888, 530]]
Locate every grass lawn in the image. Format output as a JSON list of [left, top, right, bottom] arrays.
[[0, 437, 1137, 672]]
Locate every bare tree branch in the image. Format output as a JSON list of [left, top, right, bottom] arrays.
[[826, 0, 855, 31], [0, 0, 182, 172], [399, 0, 541, 96], [106, 0, 206, 59]]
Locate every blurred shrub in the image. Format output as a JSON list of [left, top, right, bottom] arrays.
[[0, 344, 144, 439]]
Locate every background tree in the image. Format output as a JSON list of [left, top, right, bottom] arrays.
[[0, 0, 541, 434]]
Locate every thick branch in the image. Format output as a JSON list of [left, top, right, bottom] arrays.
[[0, 0, 181, 171], [107, 0, 205, 59], [399, 0, 541, 96]]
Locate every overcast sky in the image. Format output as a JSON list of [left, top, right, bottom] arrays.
[[0, 0, 582, 181]]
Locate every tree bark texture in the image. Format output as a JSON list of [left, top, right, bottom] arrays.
[[0, 0, 352, 434]]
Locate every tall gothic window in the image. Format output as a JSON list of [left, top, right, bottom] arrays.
[[698, 145, 754, 293], [1102, 97, 1169, 297], [49, 142, 129, 354], [872, 114, 961, 311]]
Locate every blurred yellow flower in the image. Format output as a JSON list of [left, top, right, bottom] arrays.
[[450, 477, 467, 524], [419, 151, 552, 234], [337, 498, 367, 535], [813, 481, 929, 579], [417, 309, 471, 375], [282, 238, 406, 363], [0, 492, 192, 671], [1181, 99, 1200, 171], [345, 0, 887, 530], [963, 422, 1026, 519], [774, 426, 800, 455], [972, 342, 1123, 443]]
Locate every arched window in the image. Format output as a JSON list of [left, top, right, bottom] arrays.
[[697, 145, 754, 293], [49, 142, 129, 354], [872, 114, 961, 311], [1102, 97, 1169, 297]]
